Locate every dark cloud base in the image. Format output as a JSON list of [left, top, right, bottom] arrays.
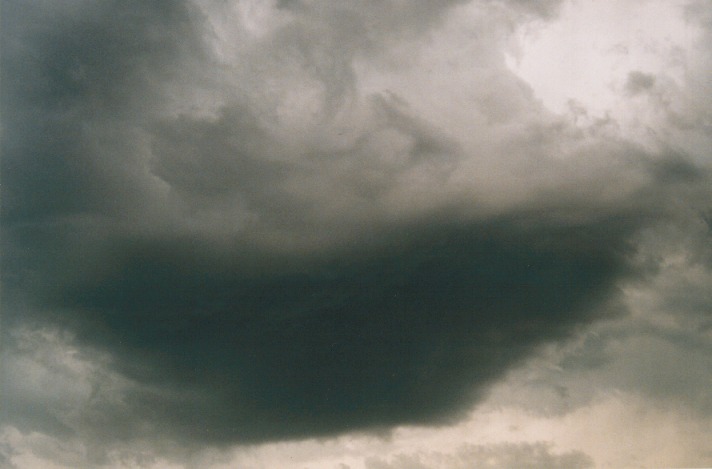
[[10, 216, 631, 444], [2, 0, 690, 453]]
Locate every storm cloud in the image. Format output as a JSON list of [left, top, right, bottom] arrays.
[[2, 0, 711, 465]]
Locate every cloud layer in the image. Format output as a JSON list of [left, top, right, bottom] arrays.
[[2, 0, 711, 466]]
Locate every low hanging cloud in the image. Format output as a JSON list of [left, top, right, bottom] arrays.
[[2, 0, 711, 462]]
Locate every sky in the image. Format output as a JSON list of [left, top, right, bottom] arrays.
[[1, 0, 711, 468]]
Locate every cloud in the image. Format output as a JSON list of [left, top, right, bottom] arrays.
[[4, 212, 637, 447], [624, 71, 656, 96], [2, 0, 711, 466], [364, 442, 593, 469], [477, 207, 712, 438]]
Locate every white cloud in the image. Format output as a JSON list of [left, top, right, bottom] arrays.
[[507, 0, 712, 165], [507, 0, 694, 114]]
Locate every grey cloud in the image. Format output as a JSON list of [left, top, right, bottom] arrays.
[[274, 0, 468, 43], [0, 440, 16, 469], [2, 0, 711, 462], [625, 71, 656, 96], [0, 0, 209, 224], [147, 93, 460, 239], [501, 0, 564, 19], [364, 442, 593, 469], [15, 213, 631, 445], [484, 210, 712, 419]]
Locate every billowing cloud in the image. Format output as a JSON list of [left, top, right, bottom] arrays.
[[2, 0, 711, 467]]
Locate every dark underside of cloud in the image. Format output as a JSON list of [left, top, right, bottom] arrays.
[[2, 0, 705, 451], [3, 214, 635, 444]]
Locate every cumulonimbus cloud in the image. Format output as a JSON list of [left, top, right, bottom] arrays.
[[1, 0, 710, 454]]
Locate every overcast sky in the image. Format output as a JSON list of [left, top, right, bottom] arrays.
[[1, 0, 711, 468]]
